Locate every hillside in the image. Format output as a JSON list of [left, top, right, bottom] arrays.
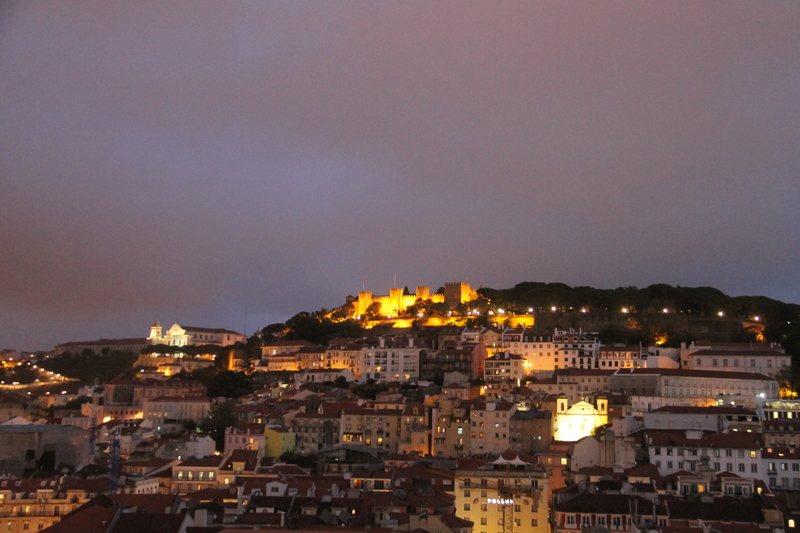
[[477, 282, 800, 354]]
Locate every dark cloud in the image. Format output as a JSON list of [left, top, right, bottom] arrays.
[[2, 2, 799, 350]]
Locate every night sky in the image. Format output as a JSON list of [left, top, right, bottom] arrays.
[[2, 3, 799, 351]]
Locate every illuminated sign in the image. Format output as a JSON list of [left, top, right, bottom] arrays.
[[488, 498, 514, 505]]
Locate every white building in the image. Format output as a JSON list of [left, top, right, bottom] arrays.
[[148, 319, 246, 347], [358, 335, 423, 382], [646, 429, 761, 478], [680, 341, 790, 377], [609, 368, 778, 412]]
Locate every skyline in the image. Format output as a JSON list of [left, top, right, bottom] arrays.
[[2, 2, 799, 351]]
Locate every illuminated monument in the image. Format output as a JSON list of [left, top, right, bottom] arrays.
[[552, 394, 609, 442], [351, 282, 478, 317]]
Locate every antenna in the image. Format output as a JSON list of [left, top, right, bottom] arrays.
[[244, 305, 248, 337]]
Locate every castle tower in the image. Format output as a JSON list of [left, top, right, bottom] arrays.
[[389, 287, 404, 315], [356, 291, 374, 317], [444, 282, 473, 308], [416, 286, 430, 301], [148, 318, 162, 344]]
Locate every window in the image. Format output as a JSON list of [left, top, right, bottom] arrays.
[[463, 504, 470, 511], [751, 464, 758, 473], [531, 519, 538, 527], [480, 518, 486, 525]]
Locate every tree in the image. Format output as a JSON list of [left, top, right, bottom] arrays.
[[63, 396, 93, 410], [206, 370, 253, 398], [10, 363, 37, 384], [365, 301, 382, 319], [201, 401, 237, 452], [262, 323, 289, 340], [279, 451, 316, 472], [777, 366, 800, 399]]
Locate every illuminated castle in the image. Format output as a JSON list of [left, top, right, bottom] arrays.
[[352, 282, 478, 317]]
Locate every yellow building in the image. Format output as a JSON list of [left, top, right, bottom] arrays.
[[455, 450, 549, 533], [264, 426, 296, 458], [552, 395, 608, 442]]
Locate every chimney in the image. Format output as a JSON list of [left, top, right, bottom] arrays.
[[193, 509, 208, 526]]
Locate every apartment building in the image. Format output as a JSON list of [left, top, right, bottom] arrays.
[[454, 451, 549, 533], [468, 400, 517, 455]]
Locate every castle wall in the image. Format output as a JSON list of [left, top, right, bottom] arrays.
[[352, 284, 470, 318]]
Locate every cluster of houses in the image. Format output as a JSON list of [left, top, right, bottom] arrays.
[[0, 324, 796, 533]]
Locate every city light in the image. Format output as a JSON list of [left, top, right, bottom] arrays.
[[622, 308, 629, 314]]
